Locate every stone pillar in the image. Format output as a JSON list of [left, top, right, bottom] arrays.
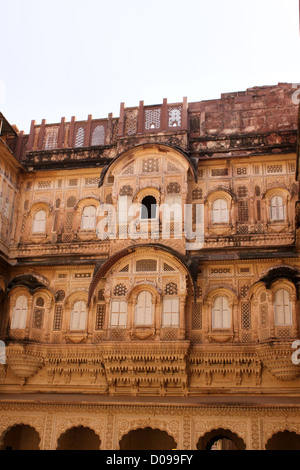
[[57, 117, 65, 148], [137, 101, 144, 134]]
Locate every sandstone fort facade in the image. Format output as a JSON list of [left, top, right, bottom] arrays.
[[0, 83, 300, 450]]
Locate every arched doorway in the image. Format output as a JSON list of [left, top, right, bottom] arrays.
[[119, 427, 177, 450], [266, 431, 300, 450], [56, 426, 101, 450], [1, 424, 40, 450], [197, 428, 246, 451]]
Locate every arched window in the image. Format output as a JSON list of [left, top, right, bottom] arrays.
[[270, 196, 285, 221], [212, 199, 229, 224], [274, 289, 292, 326], [32, 210, 46, 233], [70, 300, 87, 331], [135, 291, 153, 326], [75, 127, 85, 147], [32, 297, 45, 329], [81, 205, 97, 230], [162, 298, 179, 327], [11, 295, 28, 329], [212, 296, 231, 329], [91, 125, 105, 146], [110, 300, 127, 328], [141, 196, 157, 220]]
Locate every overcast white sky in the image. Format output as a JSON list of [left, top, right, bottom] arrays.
[[1, 0, 299, 133]]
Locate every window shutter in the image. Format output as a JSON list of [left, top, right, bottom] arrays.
[[11, 295, 28, 329], [82, 206, 96, 230], [33, 210, 46, 233], [163, 298, 179, 327], [212, 296, 231, 329], [135, 291, 153, 325], [110, 300, 127, 327], [118, 301, 128, 327], [70, 300, 87, 331], [274, 289, 292, 326], [212, 199, 228, 224], [270, 196, 285, 221]]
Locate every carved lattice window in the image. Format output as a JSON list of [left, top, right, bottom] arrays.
[[237, 186, 248, 198], [95, 304, 105, 330], [91, 125, 105, 146], [240, 285, 249, 298], [144, 108, 161, 130], [44, 127, 58, 150], [136, 259, 157, 272], [237, 167, 247, 176], [119, 185, 133, 197], [167, 182, 181, 194], [142, 158, 159, 173], [238, 200, 249, 222], [192, 302, 202, 329], [163, 263, 175, 272], [113, 284, 127, 296], [53, 306, 63, 331], [192, 188, 203, 200], [211, 168, 229, 177], [164, 282, 178, 295], [32, 297, 45, 329], [55, 290, 65, 302], [168, 106, 182, 127], [267, 165, 283, 174], [241, 302, 251, 330], [75, 127, 85, 147]]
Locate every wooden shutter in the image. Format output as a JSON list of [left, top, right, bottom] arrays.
[[33, 210, 46, 233], [163, 298, 179, 327], [212, 199, 228, 224], [212, 296, 231, 329], [135, 291, 153, 325], [270, 196, 285, 221], [274, 289, 292, 326], [82, 206, 96, 230], [70, 300, 87, 331], [11, 295, 28, 329], [110, 300, 127, 328]]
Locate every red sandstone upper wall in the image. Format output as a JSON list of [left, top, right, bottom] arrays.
[[13, 83, 299, 161], [189, 83, 298, 137]]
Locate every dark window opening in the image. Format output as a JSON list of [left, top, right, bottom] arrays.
[[141, 196, 157, 220]]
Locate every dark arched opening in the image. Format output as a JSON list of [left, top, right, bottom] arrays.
[[141, 196, 157, 220], [2, 424, 40, 450], [119, 427, 176, 450], [266, 431, 300, 450], [56, 426, 101, 450], [197, 428, 246, 451]]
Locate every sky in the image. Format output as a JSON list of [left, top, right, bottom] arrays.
[[0, 0, 299, 133]]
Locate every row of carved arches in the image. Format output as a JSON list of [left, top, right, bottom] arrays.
[[3, 268, 300, 343], [19, 185, 295, 245], [1, 423, 300, 450]]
